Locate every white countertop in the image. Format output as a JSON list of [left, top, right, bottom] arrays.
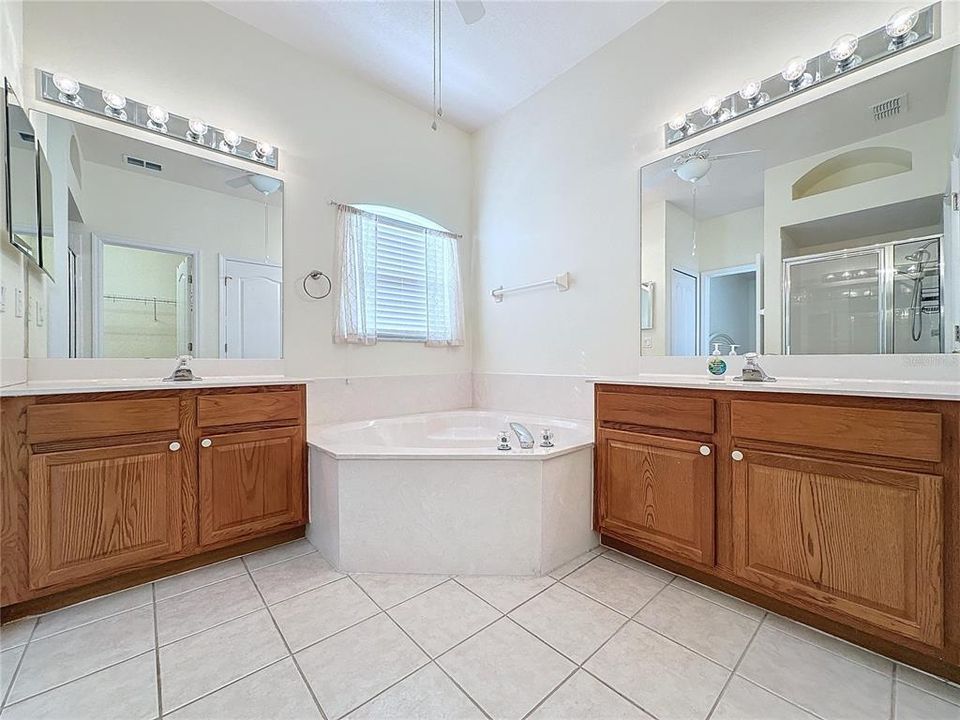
[[592, 374, 960, 401], [0, 375, 306, 397]]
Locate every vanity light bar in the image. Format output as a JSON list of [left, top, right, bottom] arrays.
[[38, 70, 278, 169], [663, 4, 939, 147]]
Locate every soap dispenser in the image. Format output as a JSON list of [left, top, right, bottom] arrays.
[[707, 343, 727, 379]]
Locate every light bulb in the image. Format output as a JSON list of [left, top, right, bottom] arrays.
[[668, 113, 688, 131], [53, 73, 80, 97], [102, 90, 126, 111], [781, 56, 812, 90], [254, 141, 274, 160], [738, 79, 769, 108], [830, 34, 861, 71], [701, 96, 722, 116], [146, 105, 169, 131], [885, 7, 919, 48], [221, 129, 242, 152], [187, 118, 208, 140]]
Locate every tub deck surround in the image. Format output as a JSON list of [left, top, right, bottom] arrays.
[[593, 381, 960, 683], [308, 410, 597, 576], [0, 382, 308, 618]]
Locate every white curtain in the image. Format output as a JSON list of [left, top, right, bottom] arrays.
[[425, 228, 465, 347], [333, 205, 378, 344]]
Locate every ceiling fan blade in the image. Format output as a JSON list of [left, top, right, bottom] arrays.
[[711, 149, 762, 161], [225, 175, 252, 188], [456, 0, 486, 25]]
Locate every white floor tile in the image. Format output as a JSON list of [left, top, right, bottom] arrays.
[[548, 550, 600, 580], [165, 658, 322, 720], [898, 664, 960, 707], [710, 676, 819, 720], [272, 578, 379, 651], [155, 558, 247, 600], [0, 652, 157, 720], [762, 613, 892, 675], [8, 605, 155, 704], [251, 552, 344, 605], [156, 574, 264, 645], [738, 625, 892, 720], [389, 581, 500, 658], [346, 664, 484, 719], [438, 618, 575, 720], [584, 621, 728, 720], [634, 585, 758, 668], [0, 619, 35, 652], [895, 682, 960, 720], [528, 670, 652, 720], [455, 575, 555, 613], [243, 539, 317, 571], [351, 573, 448, 609], [296, 613, 428, 720], [669, 576, 766, 621], [33, 585, 153, 640], [1, 645, 25, 699], [510, 583, 624, 663], [601, 549, 675, 583], [562, 557, 666, 616], [159, 609, 288, 712]]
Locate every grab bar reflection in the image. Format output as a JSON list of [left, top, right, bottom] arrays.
[[491, 272, 570, 302]]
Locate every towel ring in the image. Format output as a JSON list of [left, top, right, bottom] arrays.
[[303, 270, 332, 300]]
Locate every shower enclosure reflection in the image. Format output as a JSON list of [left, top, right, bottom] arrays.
[[640, 45, 958, 356]]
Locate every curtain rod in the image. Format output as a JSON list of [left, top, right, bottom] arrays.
[[328, 200, 462, 239]]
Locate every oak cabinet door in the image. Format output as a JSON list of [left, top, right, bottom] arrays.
[[732, 449, 943, 646], [597, 429, 715, 565], [198, 426, 304, 546], [29, 441, 183, 589]]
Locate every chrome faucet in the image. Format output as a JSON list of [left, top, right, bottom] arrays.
[[735, 352, 776, 382], [510, 422, 535, 449], [163, 355, 202, 382]]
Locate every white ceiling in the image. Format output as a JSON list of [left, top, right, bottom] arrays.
[[210, 0, 664, 132]]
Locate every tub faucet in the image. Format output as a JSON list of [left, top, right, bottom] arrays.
[[510, 422, 535, 449], [736, 352, 776, 382]]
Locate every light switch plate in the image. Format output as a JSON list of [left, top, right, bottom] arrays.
[[14, 288, 24, 318]]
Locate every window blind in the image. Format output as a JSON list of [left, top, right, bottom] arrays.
[[373, 217, 428, 341]]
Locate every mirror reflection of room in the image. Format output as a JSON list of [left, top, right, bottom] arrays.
[[25, 115, 283, 359], [641, 46, 958, 357]]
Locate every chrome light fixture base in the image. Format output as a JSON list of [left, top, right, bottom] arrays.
[[663, 3, 938, 148], [38, 70, 279, 169]]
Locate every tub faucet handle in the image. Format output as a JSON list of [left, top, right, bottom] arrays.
[[497, 431, 512, 451], [540, 428, 554, 448]]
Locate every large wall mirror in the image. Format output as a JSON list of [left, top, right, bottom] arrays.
[[641, 46, 959, 356], [25, 113, 283, 359]]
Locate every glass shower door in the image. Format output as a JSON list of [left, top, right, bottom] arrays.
[[785, 249, 883, 354]]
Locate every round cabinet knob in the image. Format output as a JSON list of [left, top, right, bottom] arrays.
[[201, 438, 212, 448], [732, 450, 744, 462], [699, 445, 711, 456], [168, 441, 181, 452]]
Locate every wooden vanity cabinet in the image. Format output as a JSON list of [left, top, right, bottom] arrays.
[[595, 383, 960, 682], [1, 384, 307, 616]]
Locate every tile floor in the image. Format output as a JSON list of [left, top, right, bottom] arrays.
[[1, 539, 958, 720]]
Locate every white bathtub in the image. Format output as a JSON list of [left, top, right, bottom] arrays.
[[306, 410, 597, 576]]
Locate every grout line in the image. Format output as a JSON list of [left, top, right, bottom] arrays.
[[152, 583, 164, 719], [240, 554, 330, 720], [244, 545, 318, 574], [758, 618, 892, 679], [0, 616, 39, 710], [732, 675, 831, 720], [450, 575, 557, 616], [665, 577, 766, 622], [704, 612, 766, 720], [890, 664, 898, 720], [157, 605, 267, 650], [349, 573, 451, 610], [28, 599, 154, 645], [345, 576, 493, 720], [161, 655, 291, 718]]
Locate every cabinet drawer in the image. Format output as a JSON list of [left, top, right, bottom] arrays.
[[26, 398, 180, 444], [730, 400, 941, 463], [597, 390, 714, 434], [197, 391, 302, 428]]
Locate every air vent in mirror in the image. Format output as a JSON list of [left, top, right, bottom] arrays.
[[123, 155, 162, 172], [871, 93, 907, 122]]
